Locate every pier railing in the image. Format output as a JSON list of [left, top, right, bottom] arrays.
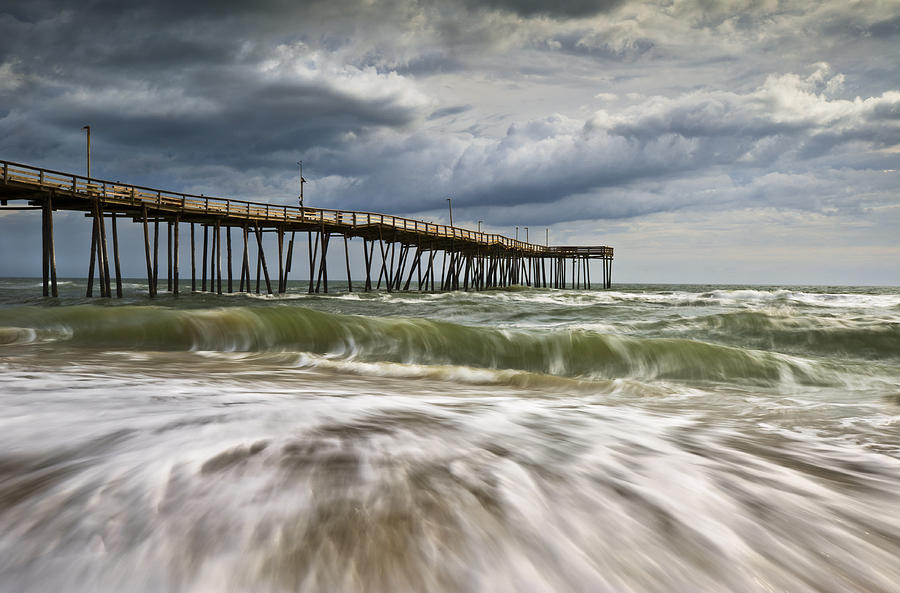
[[2, 159, 612, 257]]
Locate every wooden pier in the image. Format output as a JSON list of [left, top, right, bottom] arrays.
[[0, 159, 613, 297]]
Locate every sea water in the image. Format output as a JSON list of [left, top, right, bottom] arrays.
[[0, 281, 898, 592]]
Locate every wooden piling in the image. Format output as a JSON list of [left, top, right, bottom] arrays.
[[363, 239, 373, 292], [173, 217, 179, 296], [386, 239, 396, 293], [241, 223, 250, 293], [210, 221, 217, 293], [86, 204, 97, 297], [111, 213, 122, 298], [255, 249, 261, 294], [253, 223, 273, 294], [215, 220, 222, 295], [41, 197, 50, 297], [167, 221, 172, 292], [42, 194, 58, 297], [226, 226, 233, 293], [315, 231, 329, 294], [284, 231, 295, 292], [141, 206, 155, 298], [308, 231, 317, 294], [98, 201, 111, 297], [277, 227, 284, 294], [190, 223, 196, 292], [201, 225, 208, 292], [344, 235, 352, 292], [376, 228, 387, 290], [152, 218, 159, 296]]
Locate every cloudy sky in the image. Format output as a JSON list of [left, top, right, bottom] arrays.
[[1, 0, 898, 284]]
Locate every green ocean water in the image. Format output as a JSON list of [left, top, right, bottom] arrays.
[[1, 280, 898, 592]]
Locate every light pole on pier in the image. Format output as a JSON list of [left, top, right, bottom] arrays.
[[446, 197, 453, 227], [478, 220, 482, 233], [525, 227, 529, 243], [546, 228, 549, 246], [298, 161, 307, 208], [515, 226, 518, 241], [82, 125, 91, 178]]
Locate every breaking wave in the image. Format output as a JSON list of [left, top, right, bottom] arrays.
[[2, 304, 892, 386]]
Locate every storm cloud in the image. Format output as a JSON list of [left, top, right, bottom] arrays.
[[1, 0, 898, 283]]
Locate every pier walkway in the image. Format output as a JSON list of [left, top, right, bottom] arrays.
[[0, 159, 613, 297]]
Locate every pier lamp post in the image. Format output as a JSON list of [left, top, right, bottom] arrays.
[[525, 227, 529, 243], [298, 161, 306, 208], [82, 125, 91, 178], [546, 228, 549, 246], [515, 226, 518, 241], [446, 197, 453, 227], [478, 220, 482, 233]]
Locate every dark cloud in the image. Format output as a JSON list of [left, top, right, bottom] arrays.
[[460, 0, 625, 18], [428, 105, 473, 120], [1, 0, 899, 284]]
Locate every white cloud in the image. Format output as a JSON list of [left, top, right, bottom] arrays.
[[0, 59, 23, 92]]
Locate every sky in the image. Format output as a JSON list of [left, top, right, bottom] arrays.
[[1, 0, 898, 285]]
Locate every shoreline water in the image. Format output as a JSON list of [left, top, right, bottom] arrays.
[[1, 281, 898, 592]]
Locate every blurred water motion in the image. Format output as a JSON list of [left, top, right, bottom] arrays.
[[0, 282, 898, 592]]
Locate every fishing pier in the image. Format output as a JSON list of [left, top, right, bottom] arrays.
[[0, 159, 613, 297]]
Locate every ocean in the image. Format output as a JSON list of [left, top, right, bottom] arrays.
[[0, 280, 898, 593]]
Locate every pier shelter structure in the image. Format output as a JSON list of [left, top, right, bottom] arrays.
[[0, 159, 613, 298]]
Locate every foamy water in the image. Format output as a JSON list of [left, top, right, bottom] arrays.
[[0, 281, 898, 592]]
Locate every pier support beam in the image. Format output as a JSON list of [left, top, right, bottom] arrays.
[[41, 193, 58, 297], [202, 225, 208, 292], [240, 224, 250, 293], [253, 223, 273, 294], [277, 227, 284, 294], [152, 218, 159, 296], [284, 231, 295, 292], [363, 239, 373, 292], [308, 231, 318, 294], [226, 226, 233, 293], [167, 221, 172, 292], [141, 206, 156, 298], [344, 236, 353, 292], [111, 213, 122, 298], [216, 220, 222, 295], [191, 223, 196, 292], [173, 217, 179, 296]]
